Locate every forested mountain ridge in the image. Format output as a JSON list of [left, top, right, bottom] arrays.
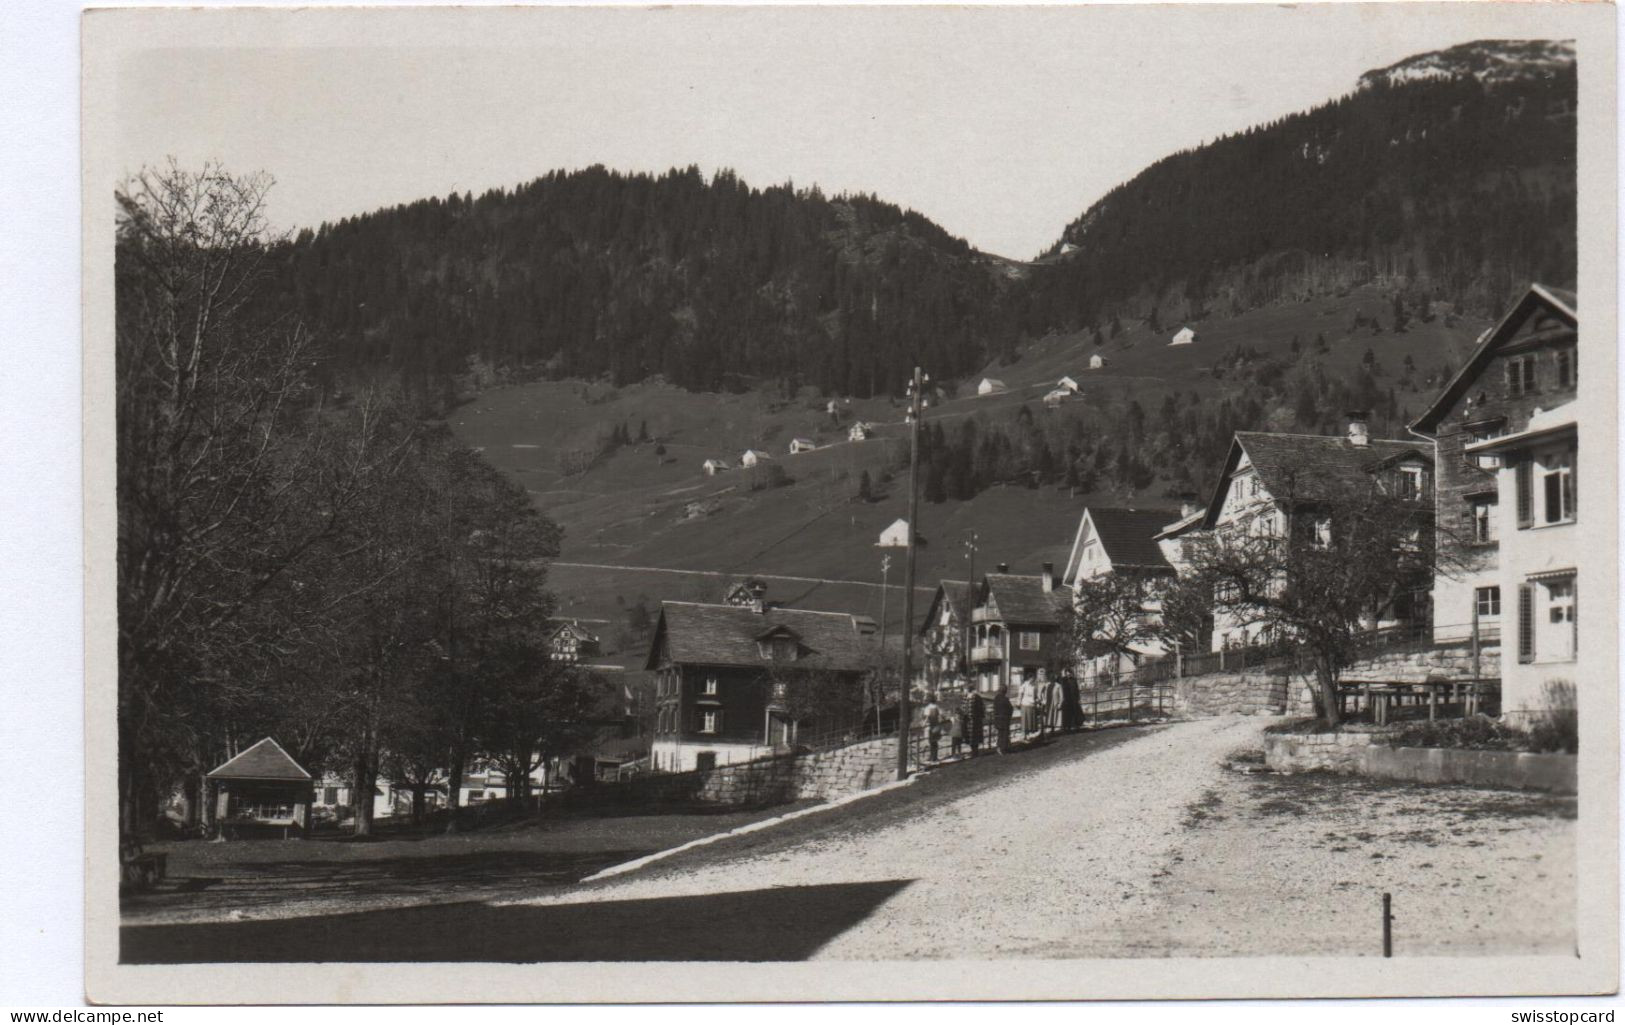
[[273, 165, 1014, 404], [271, 40, 1575, 403], [1016, 40, 1576, 340]]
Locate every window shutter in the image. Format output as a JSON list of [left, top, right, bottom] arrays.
[[1515, 458, 1533, 528], [1517, 583, 1534, 664]]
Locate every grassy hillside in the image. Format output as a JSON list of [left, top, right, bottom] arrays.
[[453, 284, 1493, 658]]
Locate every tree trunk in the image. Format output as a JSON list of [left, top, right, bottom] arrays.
[[351, 756, 376, 837], [409, 784, 427, 825], [1315, 655, 1342, 727], [443, 747, 467, 834]]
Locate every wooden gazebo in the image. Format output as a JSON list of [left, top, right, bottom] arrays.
[[206, 737, 314, 840]]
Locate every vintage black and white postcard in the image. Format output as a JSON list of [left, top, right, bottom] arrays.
[[82, 1, 1619, 1004]]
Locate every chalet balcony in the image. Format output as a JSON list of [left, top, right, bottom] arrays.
[[970, 607, 999, 624], [969, 642, 1003, 664]]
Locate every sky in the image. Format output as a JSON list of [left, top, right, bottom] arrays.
[[109, 4, 1578, 260]]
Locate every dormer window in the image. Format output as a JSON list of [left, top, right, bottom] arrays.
[[755, 628, 800, 661]]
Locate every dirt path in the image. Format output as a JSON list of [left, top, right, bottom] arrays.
[[505, 717, 1574, 960], [508, 717, 1265, 959]]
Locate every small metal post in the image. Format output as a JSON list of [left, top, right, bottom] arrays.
[[1382, 892, 1393, 957]]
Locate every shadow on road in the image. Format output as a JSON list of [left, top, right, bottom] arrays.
[[121, 878, 913, 963]]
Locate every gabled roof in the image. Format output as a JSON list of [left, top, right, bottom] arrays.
[[741, 449, 773, 460], [646, 602, 878, 673], [1082, 507, 1179, 575], [206, 738, 312, 782], [982, 573, 1069, 626], [919, 579, 972, 636], [1410, 283, 1578, 437], [1202, 432, 1432, 527], [980, 378, 1007, 389]]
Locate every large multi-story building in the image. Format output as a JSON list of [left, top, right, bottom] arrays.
[[644, 597, 879, 772], [1194, 420, 1434, 651], [1409, 284, 1581, 723]]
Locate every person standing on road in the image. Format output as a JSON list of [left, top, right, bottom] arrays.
[[993, 683, 1014, 754], [968, 689, 985, 755], [924, 697, 943, 762], [1017, 676, 1038, 739], [1046, 677, 1065, 734], [948, 694, 966, 757]]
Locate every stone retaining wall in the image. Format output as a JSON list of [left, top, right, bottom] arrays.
[[1263, 731, 1576, 794], [571, 737, 899, 809], [1171, 642, 1497, 720]]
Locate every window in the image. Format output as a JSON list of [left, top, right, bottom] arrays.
[[468, 790, 485, 802], [1474, 586, 1501, 619], [695, 752, 717, 772], [1540, 447, 1575, 524], [323, 787, 338, 805], [703, 675, 719, 695], [772, 637, 797, 661], [1394, 465, 1425, 500], [1556, 348, 1576, 389], [700, 710, 719, 734], [1248, 476, 1261, 498], [1018, 631, 1040, 651], [1470, 498, 1498, 543], [1520, 575, 1577, 663], [1310, 516, 1332, 549], [1506, 354, 1537, 396]]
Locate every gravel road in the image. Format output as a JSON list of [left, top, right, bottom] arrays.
[[507, 716, 1574, 960]]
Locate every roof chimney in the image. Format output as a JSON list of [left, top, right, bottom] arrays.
[[1347, 411, 1370, 448], [996, 562, 1009, 574], [751, 597, 766, 614], [1041, 562, 1055, 593]]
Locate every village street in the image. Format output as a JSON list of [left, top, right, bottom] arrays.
[[122, 717, 1574, 962]]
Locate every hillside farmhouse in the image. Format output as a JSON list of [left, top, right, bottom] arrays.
[[877, 518, 914, 547], [546, 620, 601, 663], [977, 378, 1007, 396], [1196, 419, 1434, 652], [1089, 354, 1109, 369], [645, 601, 879, 771], [723, 578, 770, 607], [740, 449, 773, 467], [848, 422, 874, 441], [789, 437, 817, 454], [702, 458, 730, 475], [1043, 388, 1072, 407], [1409, 283, 1580, 724], [1170, 326, 1197, 346], [1057, 375, 1081, 392]]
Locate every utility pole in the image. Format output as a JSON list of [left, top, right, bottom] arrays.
[[877, 553, 891, 733], [897, 366, 927, 780], [962, 530, 978, 687]]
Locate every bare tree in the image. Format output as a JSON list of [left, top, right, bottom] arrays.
[[1176, 463, 1449, 725], [1064, 573, 1166, 684]]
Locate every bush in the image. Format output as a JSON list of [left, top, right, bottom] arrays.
[[1526, 680, 1578, 754], [1392, 714, 1525, 751]]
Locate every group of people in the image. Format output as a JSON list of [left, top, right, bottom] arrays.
[[921, 675, 1074, 763]]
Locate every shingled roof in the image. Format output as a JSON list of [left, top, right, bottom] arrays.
[[646, 602, 879, 673], [1201, 432, 1431, 526], [1085, 508, 1178, 575], [983, 573, 1069, 626], [206, 738, 312, 782]]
